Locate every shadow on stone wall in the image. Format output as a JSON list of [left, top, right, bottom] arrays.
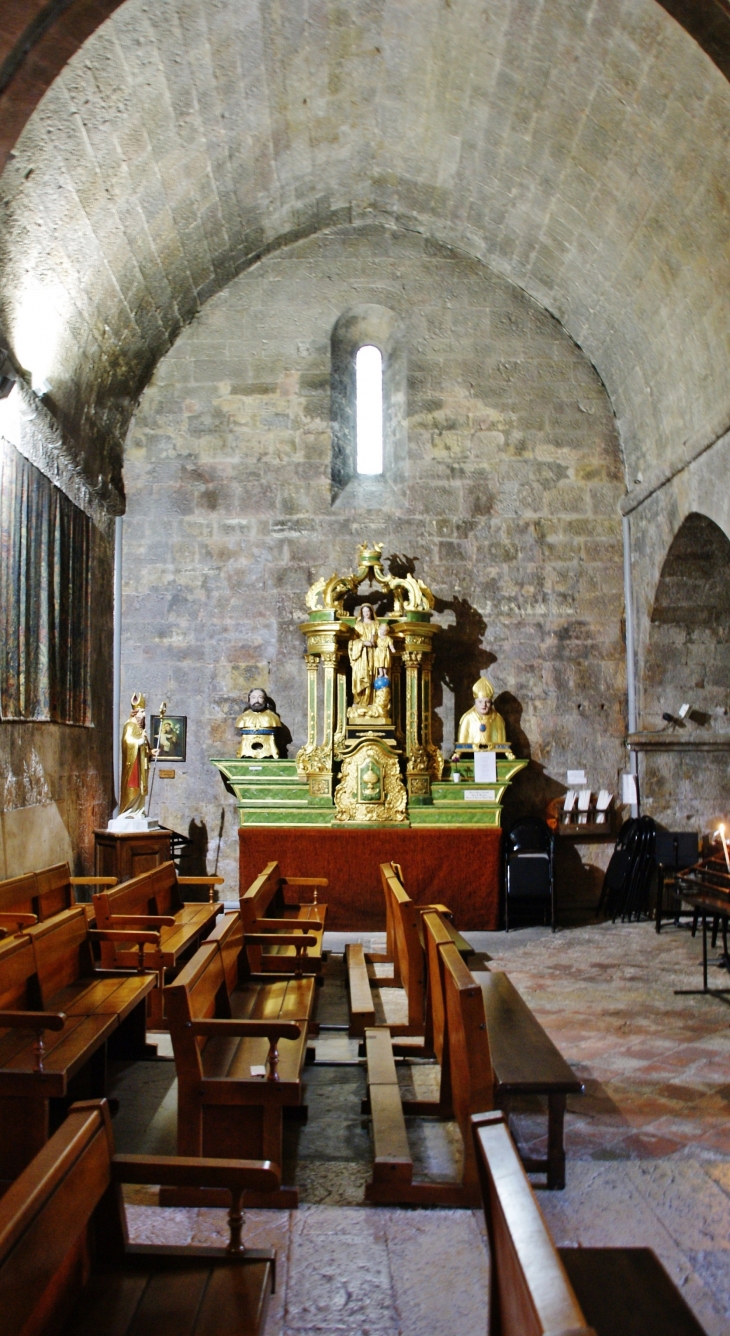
[[431, 595, 496, 750]]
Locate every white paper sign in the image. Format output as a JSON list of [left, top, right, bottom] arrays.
[[567, 770, 587, 786], [474, 750, 497, 783], [622, 773, 638, 805], [250, 1065, 267, 1077], [577, 789, 592, 811], [464, 790, 497, 802], [563, 790, 577, 812]]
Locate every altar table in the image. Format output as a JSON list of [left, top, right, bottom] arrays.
[[238, 826, 501, 931]]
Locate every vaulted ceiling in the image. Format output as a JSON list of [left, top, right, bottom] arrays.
[[1, 0, 729, 514]]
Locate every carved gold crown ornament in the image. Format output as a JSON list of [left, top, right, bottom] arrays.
[[305, 542, 435, 615]]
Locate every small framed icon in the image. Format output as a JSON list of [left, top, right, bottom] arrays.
[[150, 714, 187, 762]]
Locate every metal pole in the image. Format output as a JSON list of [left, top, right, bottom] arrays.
[[112, 515, 123, 816], [622, 513, 639, 817]]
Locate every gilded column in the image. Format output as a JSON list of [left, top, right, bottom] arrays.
[[334, 658, 347, 751], [305, 654, 319, 748], [402, 651, 421, 758], [421, 654, 433, 750], [321, 652, 337, 752]]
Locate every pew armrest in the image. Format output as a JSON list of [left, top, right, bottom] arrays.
[[186, 1019, 301, 1041], [281, 877, 328, 887], [253, 919, 324, 932], [245, 933, 317, 948], [177, 876, 225, 886], [71, 877, 118, 886], [112, 1152, 280, 1193], [112, 1152, 280, 1249], [0, 1009, 66, 1032], [105, 914, 176, 929], [0, 912, 37, 927], [89, 929, 162, 945]]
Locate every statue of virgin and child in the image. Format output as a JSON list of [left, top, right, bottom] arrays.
[[348, 603, 395, 719]]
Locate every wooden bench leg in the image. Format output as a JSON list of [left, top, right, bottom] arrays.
[[547, 1093, 566, 1190]]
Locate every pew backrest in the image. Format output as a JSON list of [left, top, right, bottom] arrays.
[[0, 874, 37, 925], [0, 1101, 119, 1336], [33, 863, 77, 920], [380, 864, 424, 1027], [472, 1111, 594, 1336], [165, 942, 229, 1077], [422, 909, 454, 1062], [206, 911, 244, 993], [0, 934, 41, 1011], [94, 861, 181, 925], [26, 908, 93, 1005], [239, 863, 283, 973], [379, 862, 401, 982], [440, 941, 494, 1135]]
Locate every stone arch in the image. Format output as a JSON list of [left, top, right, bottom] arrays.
[[644, 512, 730, 730]]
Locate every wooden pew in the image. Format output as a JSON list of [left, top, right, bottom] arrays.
[[423, 910, 582, 1189], [346, 862, 472, 1040], [239, 861, 327, 976], [165, 914, 318, 1207], [0, 1099, 276, 1336], [93, 860, 223, 1025], [0, 863, 117, 935], [472, 1110, 708, 1336], [364, 939, 494, 1206], [0, 909, 158, 1184]]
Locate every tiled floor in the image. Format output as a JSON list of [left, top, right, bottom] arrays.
[[115, 920, 730, 1334]]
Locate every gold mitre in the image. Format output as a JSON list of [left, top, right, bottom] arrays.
[[472, 677, 495, 700], [130, 691, 146, 711]]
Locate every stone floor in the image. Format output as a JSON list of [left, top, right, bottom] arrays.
[[110, 920, 730, 1335]]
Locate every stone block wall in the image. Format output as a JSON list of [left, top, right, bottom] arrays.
[[121, 223, 625, 891]]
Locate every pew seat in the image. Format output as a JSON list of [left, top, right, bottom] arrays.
[[472, 1109, 707, 1335], [240, 862, 327, 976], [0, 1099, 276, 1336], [473, 968, 583, 1189], [165, 912, 317, 1207], [0, 909, 157, 1184], [363, 939, 494, 1206], [93, 860, 223, 1025]]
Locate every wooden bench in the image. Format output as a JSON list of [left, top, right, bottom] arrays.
[[165, 912, 318, 1208], [364, 939, 494, 1206], [0, 862, 117, 935], [346, 862, 472, 1041], [472, 1109, 708, 1335], [93, 860, 223, 1025], [0, 909, 158, 1184], [239, 861, 327, 976], [423, 909, 582, 1189], [0, 1098, 276, 1336]]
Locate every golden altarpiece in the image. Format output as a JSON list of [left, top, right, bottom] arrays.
[[212, 545, 526, 826]]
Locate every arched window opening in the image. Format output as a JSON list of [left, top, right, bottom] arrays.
[[356, 345, 383, 475]]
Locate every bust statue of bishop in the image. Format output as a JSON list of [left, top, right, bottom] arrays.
[[456, 677, 507, 750]]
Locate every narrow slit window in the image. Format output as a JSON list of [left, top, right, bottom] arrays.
[[356, 344, 383, 475]]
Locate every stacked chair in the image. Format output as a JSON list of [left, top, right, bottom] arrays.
[[599, 816, 657, 921]]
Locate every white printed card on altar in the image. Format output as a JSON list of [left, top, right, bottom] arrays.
[[474, 750, 497, 783]]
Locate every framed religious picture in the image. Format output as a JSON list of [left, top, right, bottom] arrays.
[[150, 714, 187, 762]]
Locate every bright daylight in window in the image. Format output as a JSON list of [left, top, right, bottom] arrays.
[[355, 344, 383, 475]]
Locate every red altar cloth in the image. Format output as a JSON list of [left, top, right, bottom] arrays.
[[238, 826, 501, 931]]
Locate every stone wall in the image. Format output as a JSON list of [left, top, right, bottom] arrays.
[[629, 433, 730, 833], [121, 223, 625, 891]]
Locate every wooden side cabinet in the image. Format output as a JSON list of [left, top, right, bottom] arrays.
[[94, 828, 172, 883]]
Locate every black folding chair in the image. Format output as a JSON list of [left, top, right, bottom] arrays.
[[599, 817, 656, 922], [504, 818, 555, 931], [655, 831, 701, 934]]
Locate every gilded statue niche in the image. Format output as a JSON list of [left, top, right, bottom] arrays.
[[333, 740, 408, 824]]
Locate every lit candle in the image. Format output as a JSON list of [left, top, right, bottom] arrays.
[[718, 824, 730, 873]]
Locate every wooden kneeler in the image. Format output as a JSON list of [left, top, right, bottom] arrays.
[[364, 939, 494, 1206]]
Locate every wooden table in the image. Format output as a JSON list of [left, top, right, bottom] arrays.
[[94, 827, 172, 883]]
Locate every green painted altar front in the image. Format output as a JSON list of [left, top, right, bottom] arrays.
[[210, 753, 527, 828], [211, 544, 527, 833]]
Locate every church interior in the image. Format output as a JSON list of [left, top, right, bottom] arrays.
[[1, 2, 730, 1333]]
